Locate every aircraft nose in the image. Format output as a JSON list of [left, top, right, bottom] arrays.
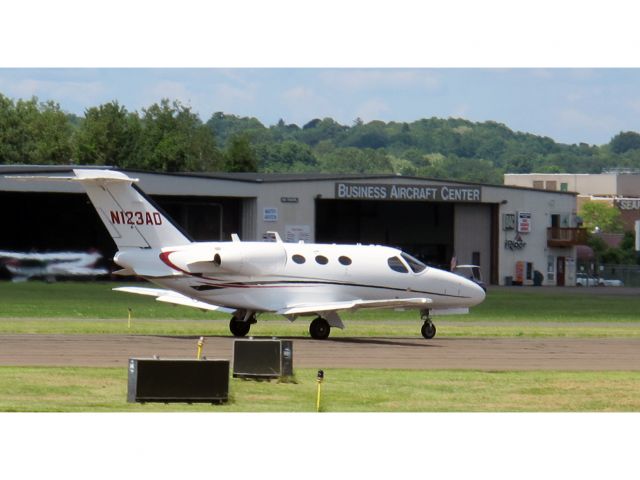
[[462, 277, 486, 305]]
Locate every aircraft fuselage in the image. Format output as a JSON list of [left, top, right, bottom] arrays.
[[115, 241, 485, 314]]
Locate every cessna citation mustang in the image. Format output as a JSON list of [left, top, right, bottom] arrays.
[[10, 169, 485, 340]]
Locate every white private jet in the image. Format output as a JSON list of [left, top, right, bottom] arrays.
[[9, 169, 485, 339], [0, 250, 108, 282]]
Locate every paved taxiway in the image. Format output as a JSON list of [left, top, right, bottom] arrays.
[[1, 334, 639, 370]]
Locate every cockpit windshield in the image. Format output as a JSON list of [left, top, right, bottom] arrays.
[[401, 252, 427, 273]]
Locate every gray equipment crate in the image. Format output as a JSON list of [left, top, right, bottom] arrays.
[[233, 339, 293, 379], [127, 358, 229, 403]]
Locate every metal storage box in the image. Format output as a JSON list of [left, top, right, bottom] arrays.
[[233, 339, 293, 379], [127, 358, 229, 403]]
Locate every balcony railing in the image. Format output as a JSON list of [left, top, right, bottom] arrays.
[[547, 227, 588, 247]]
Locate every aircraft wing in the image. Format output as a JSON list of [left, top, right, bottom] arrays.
[[49, 266, 109, 276], [113, 287, 235, 313], [278, 297, 432, 316]]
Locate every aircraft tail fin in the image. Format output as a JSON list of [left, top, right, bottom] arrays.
[[73, 169, 192, 249], [10, 169, 192, 249]]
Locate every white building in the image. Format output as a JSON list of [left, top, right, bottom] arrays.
[[504, 172, 640, 232], [1, 166, 585, 286]]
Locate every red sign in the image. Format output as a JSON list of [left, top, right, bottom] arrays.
[[517, 212, 531, 233]]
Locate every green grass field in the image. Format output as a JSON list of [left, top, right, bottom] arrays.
[[1, 281, 639, 337], [1, 366, 639, 412], [2, 281, 640, 412]]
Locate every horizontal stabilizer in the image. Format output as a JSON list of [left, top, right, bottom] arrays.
[[6, 169, 139, 183], [278, 297, 431, 316], [112, 268, 136, 276], [113, 286, 234, 313]]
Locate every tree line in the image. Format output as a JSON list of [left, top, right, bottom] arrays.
[[2, 93, 640, 183]]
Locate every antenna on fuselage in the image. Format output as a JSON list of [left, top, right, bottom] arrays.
[[231, 233, 241, 242], [264, 231, 283, 243]]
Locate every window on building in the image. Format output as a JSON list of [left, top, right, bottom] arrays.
[[387, 256, 409, 273], [533, 180, 544, 189], [545, 180, 557, 191], [560, 182, 568, 192], [315, 255, 329, 265], [547, 255, 555, 282], [292, 254, 306, 264], [338, 256, 352, 266]]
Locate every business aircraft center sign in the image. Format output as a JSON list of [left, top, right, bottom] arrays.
[[335, 182, 482, 202]]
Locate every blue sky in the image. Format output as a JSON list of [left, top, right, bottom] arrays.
[[1, 68, 639, 146]]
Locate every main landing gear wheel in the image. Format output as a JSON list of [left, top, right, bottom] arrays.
[[229, 316, 251, 337], [309, 317, 331, 340], [421, 319, 436, 339]]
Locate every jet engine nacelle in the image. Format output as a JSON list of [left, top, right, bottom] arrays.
[[211, 242, 287, 275], [165, 242, 287, 276]]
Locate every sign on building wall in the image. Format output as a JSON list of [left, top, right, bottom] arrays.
[[615, 198, 640, 210], [505, 233, 527, 250], [335, 182, 482, 202], [285, 225, 311, 243], [503, 213, 516, 231], [517, 212, 532, 233], [263, 207, 278, 222]]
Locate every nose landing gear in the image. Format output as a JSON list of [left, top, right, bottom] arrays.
[[420, 309, 437, 339]]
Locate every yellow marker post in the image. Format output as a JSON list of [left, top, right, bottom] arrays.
[[196, 336, 204, 360], [316, 370, 324, 412], [127, 308, 132, 330]]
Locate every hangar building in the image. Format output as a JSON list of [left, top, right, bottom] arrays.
[[0, 165, 585, 286]]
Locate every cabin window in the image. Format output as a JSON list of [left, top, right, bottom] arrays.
[[315, 255, 329, 265], [401, 252, 426, 273], [292, 254, 306, 264], [387, 256, 408, 273], [338, 256, 352, 266]]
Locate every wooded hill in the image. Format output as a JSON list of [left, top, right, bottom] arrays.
[[2, 94, 640, 184]]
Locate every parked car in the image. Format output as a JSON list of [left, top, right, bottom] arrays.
[[575, 273, 598, 287], [597, 277, 624, 287]]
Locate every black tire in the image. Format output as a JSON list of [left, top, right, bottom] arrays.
[[229, 317, 251, 337], [309, 317, 331, 340], [421, 320, 436, 339]]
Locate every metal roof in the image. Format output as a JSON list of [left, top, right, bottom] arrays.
[[0, 164, 578, 195]]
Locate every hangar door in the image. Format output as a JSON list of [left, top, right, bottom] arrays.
[[315, 199, 454, 268], [0, 192, 243, 275], [453, 203, 494, 285]]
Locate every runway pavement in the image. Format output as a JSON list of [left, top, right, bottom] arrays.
[[1, 334, 640, 370]]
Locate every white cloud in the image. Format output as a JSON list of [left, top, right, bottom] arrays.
[[281, 86, 316, 102], [212, 83, 255, 105], [0, 77, 106, 107], [355, 98, 390, 122], [528, 69, 555, 79], [146, 81, 193, 104], [552, 107, 623, 144], [321, 69, 441, 91], [556, 108, 617, 131], [279, 86, 342, 124]]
